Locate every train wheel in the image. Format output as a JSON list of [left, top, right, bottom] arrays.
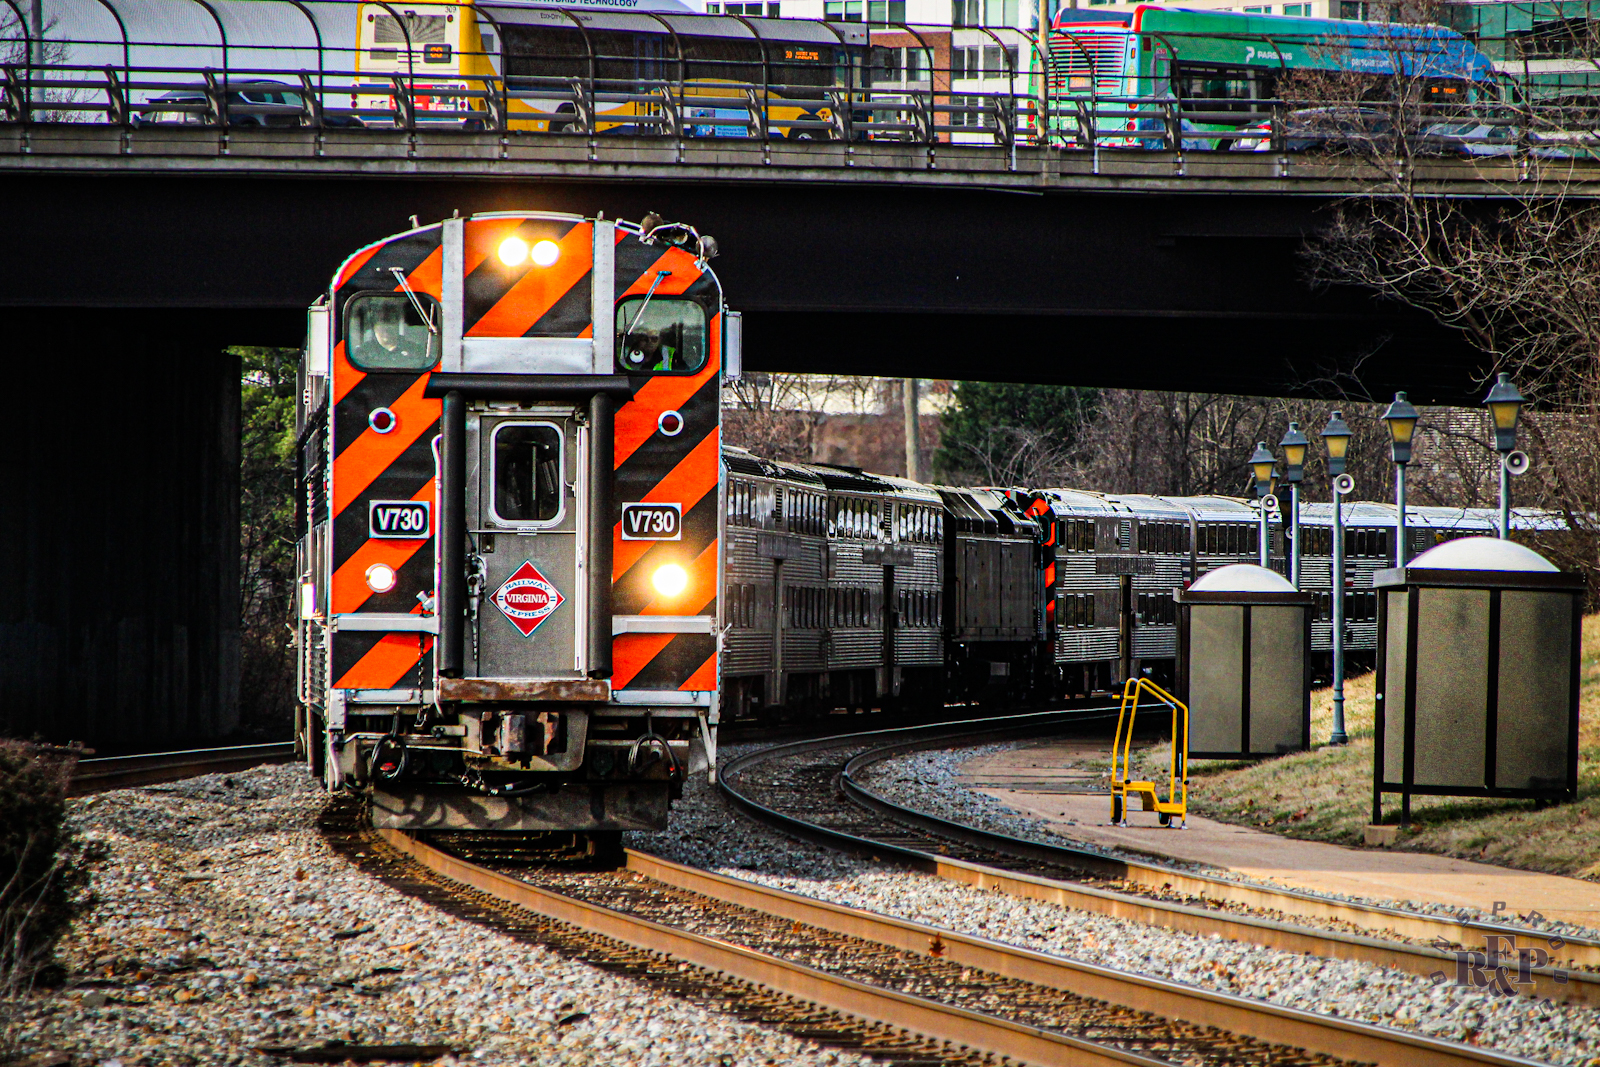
[[1158, 812, 1171, 827], [587, 831, 624, 867], [1110, 794, 1123, 823]]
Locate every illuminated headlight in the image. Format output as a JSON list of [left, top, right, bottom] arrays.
[[498, 236, 529, 266], [531, 239, 561, 267], [365, 562, 398, 594], [651, 563, 688, 598]]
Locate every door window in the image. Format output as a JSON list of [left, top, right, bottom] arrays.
[[491, 423, 565, 525]]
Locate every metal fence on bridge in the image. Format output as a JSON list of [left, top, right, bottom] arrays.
[[3, 0, 1599, 161]]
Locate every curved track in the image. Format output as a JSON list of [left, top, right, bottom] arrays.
[[718, 712, 1598, 1013], [68, 742, 297, 795], [327, 806, 1549, 1067]]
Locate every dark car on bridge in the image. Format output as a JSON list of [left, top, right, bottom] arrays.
[[1230, 107, 1397, 154], [132, 80, 363, 129]]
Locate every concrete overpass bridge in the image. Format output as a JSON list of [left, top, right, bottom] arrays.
[[11, 125, 1595, 401]]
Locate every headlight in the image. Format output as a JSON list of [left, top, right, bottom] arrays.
[[651, 563, 688, 598], [531, 239, 561, 267], [365, 562, 398, 594], [498, 236, 529, 266]]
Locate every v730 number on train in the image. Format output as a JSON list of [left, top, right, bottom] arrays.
[[621, 502, 682, 540]]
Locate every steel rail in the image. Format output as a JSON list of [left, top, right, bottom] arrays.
[[718, 722, 1596, 1008], [623, 848, 1548, 1067], [374, 827, 1171, 1067], [69, 741, 296, 795], [838, 733, 1600, 988]]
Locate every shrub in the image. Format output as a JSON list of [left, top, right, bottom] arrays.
[[0, 741, 102, 1000]]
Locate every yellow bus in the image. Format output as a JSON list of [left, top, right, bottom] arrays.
[[353, 1, 870, 137]]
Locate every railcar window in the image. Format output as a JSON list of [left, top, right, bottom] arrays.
[[616, 298, 708, 375], [346, 293, 439, 371], [491, 423, 563, 524]]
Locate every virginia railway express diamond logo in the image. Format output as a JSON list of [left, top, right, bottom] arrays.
[[491, 561, 565, 637]]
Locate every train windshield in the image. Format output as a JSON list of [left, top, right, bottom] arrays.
[[615, 298, 708, 374], [346, 293, 439, 371]]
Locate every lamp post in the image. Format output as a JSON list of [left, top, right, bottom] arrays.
[[1321, 411, 1353, 746], [1381, 392, 1419, 568], [1250, 441, 1276, 568], [1279, 422, 1309, 588], [1483, 373, 1525, 539]]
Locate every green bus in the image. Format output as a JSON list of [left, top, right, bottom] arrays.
[[1047, 6, 1499, 147]]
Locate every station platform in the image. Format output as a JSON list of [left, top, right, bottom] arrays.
[[960, 739, 1600, 930]]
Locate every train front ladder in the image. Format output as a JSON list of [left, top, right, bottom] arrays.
[[1110, 677, 1189, 828]]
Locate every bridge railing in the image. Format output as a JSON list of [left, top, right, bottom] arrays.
[[4, 60, 1599, 163]]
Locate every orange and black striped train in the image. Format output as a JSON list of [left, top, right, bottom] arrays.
[[294, 210, 729, 845]]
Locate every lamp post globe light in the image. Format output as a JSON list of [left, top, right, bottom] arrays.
[[1482, 372, 1525, 540], [1279, 422, 1309, 588], [1320, 410, 1353, 746], [1250, 441, 1276, 568], [1381, 392, 1419, 568]]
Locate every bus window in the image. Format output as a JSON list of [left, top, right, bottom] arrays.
[[346, 293, 439, 371], [1174, 63, 1272, 112], [616, 298, 709, 374]]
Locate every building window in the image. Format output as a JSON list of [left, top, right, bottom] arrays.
[[952, 0, 980, 26], [867, 0, 905, 23], [1513, 18, 1600, 60], [826, 0, 862, 20], [1242, 5, 1271, 11], [1283, 3, 1310, 13]]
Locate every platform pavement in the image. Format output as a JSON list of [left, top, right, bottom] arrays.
[[959, 739, 1600, 931]]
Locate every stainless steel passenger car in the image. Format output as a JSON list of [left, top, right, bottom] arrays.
[[720, 448, 829, 720]]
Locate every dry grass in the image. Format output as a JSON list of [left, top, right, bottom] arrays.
[[1162, 614, 1600, 880]]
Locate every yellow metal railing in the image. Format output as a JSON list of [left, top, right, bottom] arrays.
[[1110, 677, 1188, 827]]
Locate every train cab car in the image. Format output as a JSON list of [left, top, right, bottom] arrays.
[[936, 486, 1047, 703], [294, 210, 730, 838], [721, 449, 828, 720], [1030, 489, 1125, 694]]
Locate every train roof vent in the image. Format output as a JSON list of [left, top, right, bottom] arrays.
[[723, 453, 769, 477]]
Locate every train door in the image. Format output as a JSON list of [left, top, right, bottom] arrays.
[[770, 559, 785, 707], [469, 410, 588, 679]]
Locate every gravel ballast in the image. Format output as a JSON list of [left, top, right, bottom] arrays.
[[857, 741, 1600, 945], [638, 746, 1600, 1067], [13, 763, 872, 1067]]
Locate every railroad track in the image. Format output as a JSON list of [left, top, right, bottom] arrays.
[[68, 741, 296, 795], [320, 798, 1554, 1067], [718, 709, 1600, 1012]]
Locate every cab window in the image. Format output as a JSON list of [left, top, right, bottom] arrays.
[[492, 423, 564, 525], [347, 293, 439, 371], [615, 298, 708, 375]]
